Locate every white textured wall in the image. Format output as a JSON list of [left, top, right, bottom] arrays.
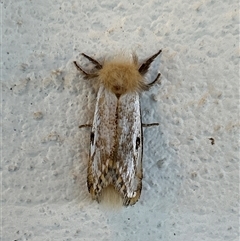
[[2, 0, 239, 240]]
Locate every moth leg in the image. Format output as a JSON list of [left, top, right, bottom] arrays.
[[73, 61, 98, 79], [147, 72, 161, 87], [139, 49, 162, 75], [79, 124, 92, 128], [82, 53, 102, 70], [142, 123, 159, 127]]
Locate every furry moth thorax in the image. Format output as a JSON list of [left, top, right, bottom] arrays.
[[98, 56, 147, 96]]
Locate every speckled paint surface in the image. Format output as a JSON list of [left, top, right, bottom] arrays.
[[2, 0, 239, 240]]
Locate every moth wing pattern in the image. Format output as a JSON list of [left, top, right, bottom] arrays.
[[87, 84, 118, 201], [87, 85, 143, 206], [117, 92, 143, 206]]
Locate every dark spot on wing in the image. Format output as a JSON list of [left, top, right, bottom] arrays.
[[90, 132, 94, 144], [136, 136, 141, 150]]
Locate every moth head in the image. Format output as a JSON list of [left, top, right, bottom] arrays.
[[98, 55, 146, 96]]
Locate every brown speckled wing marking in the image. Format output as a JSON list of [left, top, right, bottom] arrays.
[[117, 93, 143, 206], [87, 85, 117, 201]]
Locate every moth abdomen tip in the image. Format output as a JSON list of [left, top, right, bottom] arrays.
[[100, 185, 123, 209]]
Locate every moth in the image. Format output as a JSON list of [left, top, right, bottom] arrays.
[[74, 49, 162, 207]]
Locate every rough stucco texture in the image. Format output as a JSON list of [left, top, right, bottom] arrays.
[[2, 0, 239, 240]]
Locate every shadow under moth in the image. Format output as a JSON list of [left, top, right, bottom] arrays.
[[74, 49, 162, 207]]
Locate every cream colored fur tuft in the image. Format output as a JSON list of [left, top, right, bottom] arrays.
[[98, 54, 147, 96], [100, 185, 123, 209]]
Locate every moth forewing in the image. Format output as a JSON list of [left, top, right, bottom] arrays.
[[87, 85, 118, 201], [117, 92, 143, 205]]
